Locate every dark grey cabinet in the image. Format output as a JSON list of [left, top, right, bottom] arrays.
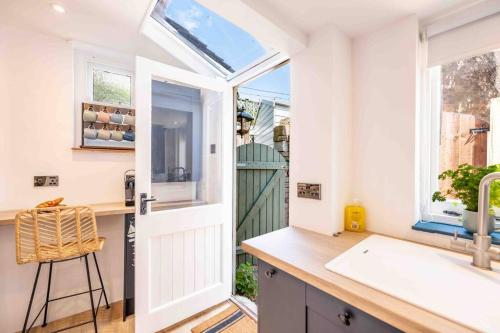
[[306, 285, 402, 333], [257, 260, 402, 333], [258, 260, 306, 333], [123, 213, 135, 320]]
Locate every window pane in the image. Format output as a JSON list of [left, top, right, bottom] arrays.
[[152, 0, 271, 74], [437, 51, 500, 197], [150, 80, 222, 210], [93, 69, 132, 106]]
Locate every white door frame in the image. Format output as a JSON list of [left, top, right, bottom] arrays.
[[135, 56, 233, 333]]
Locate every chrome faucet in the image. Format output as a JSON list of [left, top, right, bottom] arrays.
[[452, 172, 500, 270]]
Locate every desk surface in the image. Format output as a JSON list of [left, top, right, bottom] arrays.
[[0, 202, 135, 226]]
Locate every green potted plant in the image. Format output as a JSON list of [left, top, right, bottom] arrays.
[[235, 262, 257, 301], [432, 164, 500, 233]]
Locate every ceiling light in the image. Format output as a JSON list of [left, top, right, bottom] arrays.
[[51, 3, 65, 13]]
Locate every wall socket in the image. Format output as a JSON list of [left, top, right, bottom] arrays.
[[34, 176, 59, 187], [297, 183, 321, 200]]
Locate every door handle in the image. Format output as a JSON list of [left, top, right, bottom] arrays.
[[140, 193, 157, 215]]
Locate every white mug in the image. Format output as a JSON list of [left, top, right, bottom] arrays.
[[97, 124, 111, 140], [110, 126, 124, 141], [83, 123, 97, 139], [83, 106, 97, 122], [123, 110, 135, 125]]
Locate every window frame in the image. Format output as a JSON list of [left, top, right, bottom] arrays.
[[87, 62, 135, 108], [73, 43, 136, 148], [149, 0, 281, 81], [422, 59, 500, 225], [421, 65, 463, 225]]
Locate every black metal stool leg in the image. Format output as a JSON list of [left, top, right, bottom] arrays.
[[42, 260, 53, 327], [22, 263, 42, 333], [84, 254, 98, 333], [92, 252, 110, 309]]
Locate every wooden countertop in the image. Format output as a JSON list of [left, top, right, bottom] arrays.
[[0, 202, 134, 226], [242, 226, 477, 333]]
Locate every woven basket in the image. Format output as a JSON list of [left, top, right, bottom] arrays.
[[15, 206, 104, 264]]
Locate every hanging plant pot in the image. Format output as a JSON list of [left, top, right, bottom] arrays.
[[462, 209, 495, 234]]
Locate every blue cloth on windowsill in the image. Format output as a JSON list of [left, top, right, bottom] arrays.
[[412, 220, 500, 245]]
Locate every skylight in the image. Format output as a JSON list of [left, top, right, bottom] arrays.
[[151, 0, 275, 76]]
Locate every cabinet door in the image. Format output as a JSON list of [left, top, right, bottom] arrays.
[[307, 308, 344, 333], [306, 285, 402, 333], [258, 260, 306, 333]]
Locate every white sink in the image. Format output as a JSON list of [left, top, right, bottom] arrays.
[[325, 235, 500, 333]]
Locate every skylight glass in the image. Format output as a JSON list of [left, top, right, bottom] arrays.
[[152, 0, 273, 75]]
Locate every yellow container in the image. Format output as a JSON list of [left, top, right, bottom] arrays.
[[344, 200, 366, 232]]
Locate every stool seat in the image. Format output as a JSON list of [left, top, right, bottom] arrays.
[[16, 206, 103, 264], [21, 237, 105, 263]]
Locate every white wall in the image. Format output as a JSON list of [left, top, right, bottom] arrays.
[[289, 25, 352, 236], [288, 15, 465, 248], [0, 25, 135, 211], [351, 16, 419, 238], [0, 24, 134, 332]]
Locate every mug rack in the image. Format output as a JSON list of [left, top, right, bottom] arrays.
[[81, 102, 136, 150]]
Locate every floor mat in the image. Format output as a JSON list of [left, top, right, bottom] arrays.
[[191, 302, 256, 333]]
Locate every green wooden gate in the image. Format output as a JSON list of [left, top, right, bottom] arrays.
[[236, 143, 288, 265]]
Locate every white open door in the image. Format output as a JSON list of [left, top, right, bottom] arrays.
[[134, 56, 233, 333]]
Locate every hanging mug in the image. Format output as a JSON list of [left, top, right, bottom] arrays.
[[111, 126, 124, 141], [83, 123, 97, 139], [83, 105, 97, 122], [110, 109, 123, 124], [123, 127, 135, 142], [123, 110, 135, 125], [97, 124, 111, 140], [97, 106, 110, 123]]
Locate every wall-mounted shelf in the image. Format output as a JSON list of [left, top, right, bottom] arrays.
[[72, 147, 135, 153]]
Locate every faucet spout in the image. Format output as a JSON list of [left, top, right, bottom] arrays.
[[471, 172, 500, 269], [477, 172, 500, 236]]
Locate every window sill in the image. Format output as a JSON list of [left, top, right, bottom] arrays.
[[412, 221, 500, 245]]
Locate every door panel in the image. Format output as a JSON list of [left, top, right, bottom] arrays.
[[149, 224, 222, 309], [135, 56, 233, 332]]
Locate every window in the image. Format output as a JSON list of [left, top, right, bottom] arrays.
[[89, 63, 133, 107], [150, 80, 223, 209], [424, 50, 500, 223], [151, 0, 276, 77]]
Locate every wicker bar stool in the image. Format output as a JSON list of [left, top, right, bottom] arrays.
[[15, 206, 110, 333]]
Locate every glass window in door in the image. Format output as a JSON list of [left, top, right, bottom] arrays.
[[150, 80, 223, 211]]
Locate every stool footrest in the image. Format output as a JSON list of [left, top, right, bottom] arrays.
[[49, 288, 103, 302], [25, 290, 105, 333]]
